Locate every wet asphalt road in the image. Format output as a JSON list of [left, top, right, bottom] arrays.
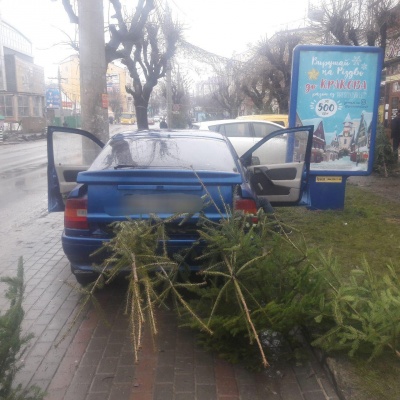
[[0, 125, 134, 237], [0, 140, 49, 238]]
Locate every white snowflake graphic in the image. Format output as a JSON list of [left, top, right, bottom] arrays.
[[361, 63, 367, 70], [352, 56, 362, 65]]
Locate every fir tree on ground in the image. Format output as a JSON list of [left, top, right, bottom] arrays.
[[0, 257, 45, 400]]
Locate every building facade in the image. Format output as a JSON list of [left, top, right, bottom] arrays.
[[384, 37, 400, 129], [56, 54, 133, 121], [0, 17, 45, 132], [380, 4, 400, 134]]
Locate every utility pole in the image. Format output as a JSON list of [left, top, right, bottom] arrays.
[[0, 9, 6, 92], [58, 67, 64, 126], [166, 60, 172, 128], [78, 0, 108, 143]]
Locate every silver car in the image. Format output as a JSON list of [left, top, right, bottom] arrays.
[[192, 119, 285, 164]]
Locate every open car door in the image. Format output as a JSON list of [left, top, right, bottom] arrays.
[[47, 126, 105, 212], [240, 126, 314, 206]]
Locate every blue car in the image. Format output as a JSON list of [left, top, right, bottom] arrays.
[[47, 126, 313, 284]]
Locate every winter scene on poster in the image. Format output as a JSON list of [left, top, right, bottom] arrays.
[[294, 50, 380, 171]]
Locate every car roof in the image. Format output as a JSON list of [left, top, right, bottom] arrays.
[[109, 129, 228, 141], [237, 114, 288, 119], [192, 119, 283, 129]]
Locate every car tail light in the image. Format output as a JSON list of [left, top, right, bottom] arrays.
[[65, 197, 88, 229], [234, 197, 258, 223]]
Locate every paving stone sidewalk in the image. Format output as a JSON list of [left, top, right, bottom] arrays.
[[1, 212, 340, 400]]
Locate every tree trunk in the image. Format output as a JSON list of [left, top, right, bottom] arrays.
[[135, 98, 149, 130], [78, 0, 108, 143]]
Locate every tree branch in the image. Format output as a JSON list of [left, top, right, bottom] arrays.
[[62, 0, 78, 24]]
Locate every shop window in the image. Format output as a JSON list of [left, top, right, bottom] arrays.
[[33, 96, 42, 117], [391, 97, 399, 115], [18, 95, 29, 117], [392, 82, 400, 93], [0, 95, 14, 117]]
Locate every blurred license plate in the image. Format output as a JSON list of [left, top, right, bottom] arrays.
[[122, 193, 204, 214]]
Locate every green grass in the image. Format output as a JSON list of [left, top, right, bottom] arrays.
[[353, 355, 400, 400], [277, 185, 400, 272], [276, 184, 400, 400]]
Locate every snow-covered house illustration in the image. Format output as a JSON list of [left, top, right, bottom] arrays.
[[338, 113, 354, 151], [350, 111, 373, 163], [301, 118, 326, 163], [324, 130, 340, 161], [336, 113, 360, 159]]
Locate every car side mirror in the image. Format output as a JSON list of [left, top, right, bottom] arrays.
[[240, 155, 260, 167], [251, 156, 260, 166]]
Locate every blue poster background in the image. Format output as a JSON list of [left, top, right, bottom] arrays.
[[46, 88, 61, 109], [290, 46, 383, 174]]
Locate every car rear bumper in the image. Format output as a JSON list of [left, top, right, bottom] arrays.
[[62, 232, 203, 276]]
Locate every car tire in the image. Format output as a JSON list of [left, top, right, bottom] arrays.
[[74, 274, 98, 286]]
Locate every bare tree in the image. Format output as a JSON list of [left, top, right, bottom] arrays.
[[148, 86, 164, 117], [178, 41, 247, 118], [364, 0, 398, 51], [160, 65, 192, 127], [108, 90, 123, 121], [192, 89, 224, 120], [61, 0, 183, 130], [208, 61, 245, 118], [310, 0, 399, 55], [242, 0, 398, 115], [314, 0, 360, 45], [254, 30, 305, 114], [240, 58, 270, 113]]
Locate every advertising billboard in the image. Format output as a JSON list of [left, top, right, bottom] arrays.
[[290, 45, 383, 175], [15, 58, 45, 95], [4, 55, 45, 95]]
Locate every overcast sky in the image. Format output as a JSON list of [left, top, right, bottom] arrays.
[[167, 0, 309, 56], [0, 0, 310, 79]]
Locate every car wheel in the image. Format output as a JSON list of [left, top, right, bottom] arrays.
[[74, 274, 98, 286]]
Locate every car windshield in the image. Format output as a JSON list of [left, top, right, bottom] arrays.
[[89, 134, 238, 172]]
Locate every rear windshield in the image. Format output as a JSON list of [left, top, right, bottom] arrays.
[[89, 134, 238, 172]]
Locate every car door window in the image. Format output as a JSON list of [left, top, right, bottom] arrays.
[[240, 126, 313, 205], [250, 130, 310, 165], [48, 127, 105, 212], [271, 120, 285, 127], [253, 122, 282, 138], [52, 131, 102, 202], [53, 131, 100, 167], [219, 123, 251, 137]]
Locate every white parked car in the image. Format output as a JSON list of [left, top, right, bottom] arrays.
[[192, 119, 286, 164]]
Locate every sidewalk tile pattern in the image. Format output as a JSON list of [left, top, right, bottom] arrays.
[[0, 213, 340, 400]]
